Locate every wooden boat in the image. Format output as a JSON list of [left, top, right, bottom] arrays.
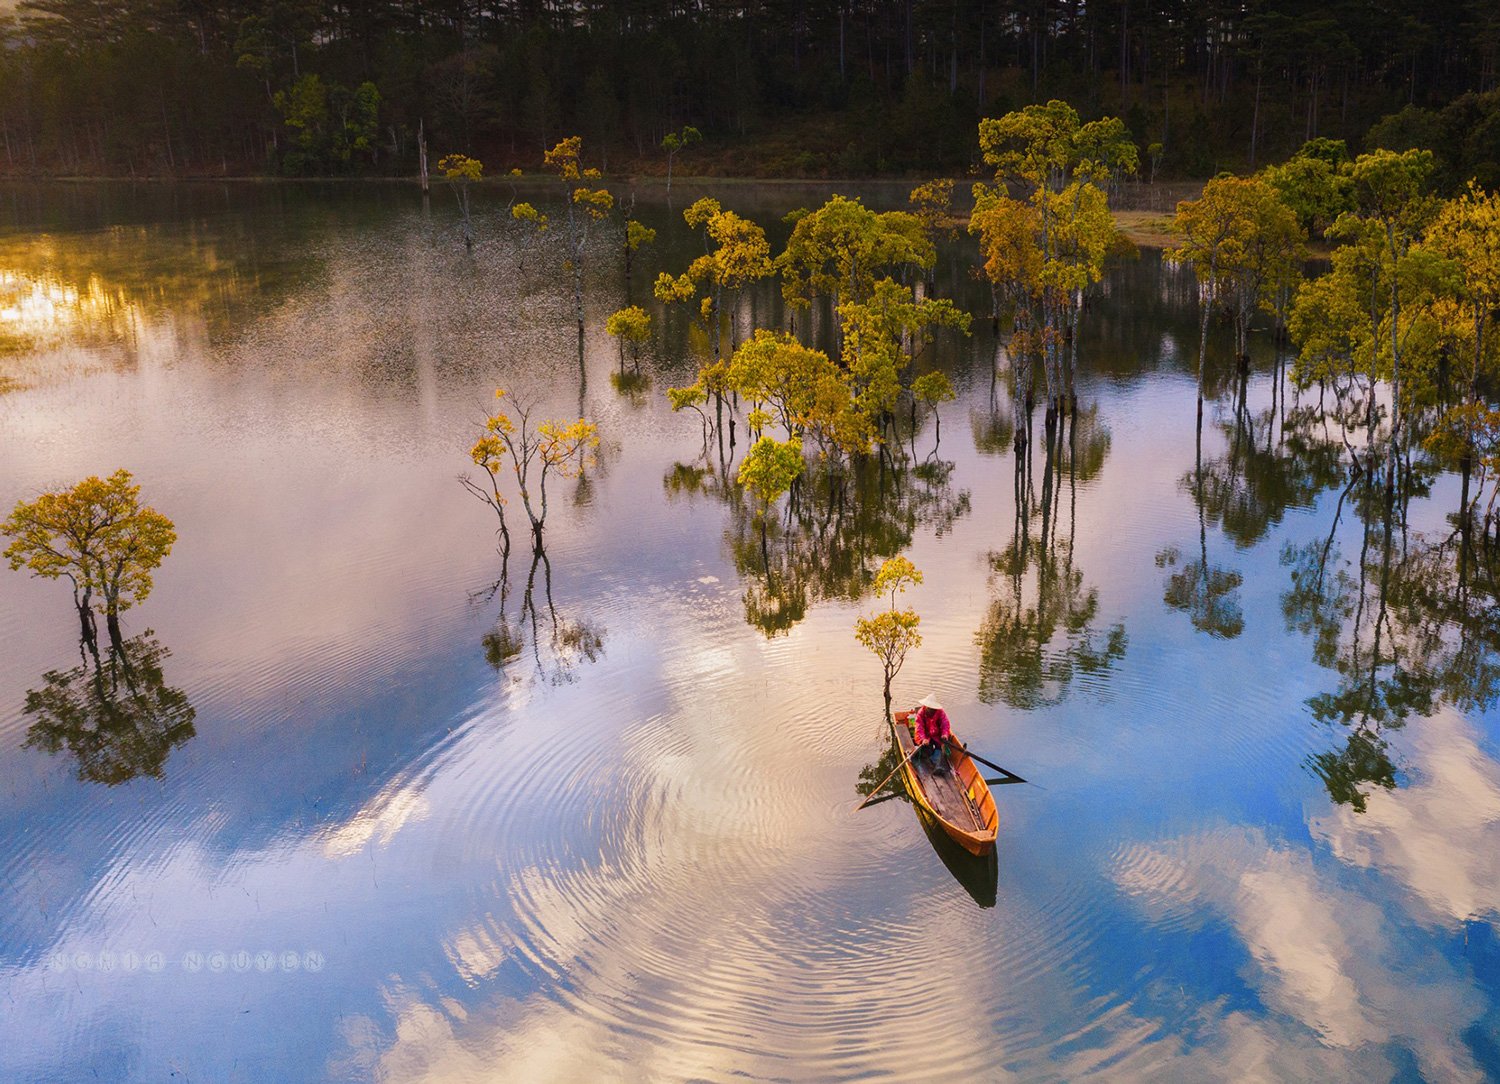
[[892, 710, 998, 856]]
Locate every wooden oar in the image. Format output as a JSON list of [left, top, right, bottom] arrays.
[[854, 744, 922, 811], [945, 739, 1030, 786]]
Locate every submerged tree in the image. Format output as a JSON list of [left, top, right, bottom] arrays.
[[437, 152, 483, 250], [465, 390, 600, 550], [909, 178, 958, 244], [3, 470, 177, 649], [1352, 150, 1438, 457], [911, 370, 956, 455], [855, 556, 924, 713], [1287, 149, 1442, 490], [655, 196, 773, 365], [777, 195, 934, 321], [606, 304, 652, 371], [512, 136, 614, 348], [974, 101, 1137, 425], [1171, 175, 1304, 431], [1422, 183, 1500, 537], [738, 434, 804, 562], [660, 125, 701, 194], [724, 329, 864, 454], [623, 217, 657, 300], [837, 277, 970, 451]]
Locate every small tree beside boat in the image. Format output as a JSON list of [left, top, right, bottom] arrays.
[[855, 556, 923, 713]]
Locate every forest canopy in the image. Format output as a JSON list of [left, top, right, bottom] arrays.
[[0, 0, 1497, 179]]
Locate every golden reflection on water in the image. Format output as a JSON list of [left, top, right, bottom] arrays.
[[0, 267, 148, 393], [0, 226, 282, 393], [0, 269, 139, 344]]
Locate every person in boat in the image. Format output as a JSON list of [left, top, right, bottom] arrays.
[[912, 695, 951, 775]]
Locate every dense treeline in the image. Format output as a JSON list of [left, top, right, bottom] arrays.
[[1, 0, 1498, 178]]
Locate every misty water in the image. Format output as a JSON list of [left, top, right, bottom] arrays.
[[1, 181, 1497, 1082]]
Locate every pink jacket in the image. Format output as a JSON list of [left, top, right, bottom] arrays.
[[914, 706, 950, 746]]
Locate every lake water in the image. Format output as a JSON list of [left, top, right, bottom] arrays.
[[1, 181, 1497, 1082]]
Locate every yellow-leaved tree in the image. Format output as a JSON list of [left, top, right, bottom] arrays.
[[606, 305, 652, 371], [437, 153, 483, 250], [854, 556, 923, 713], [974, 101, 1137, 426], [655, 196, 773, 364], [512, 137, 614, 348], [3, 469, 177, 648], [1422, 182, 1500, 534], [1172, 175, 1305, 425], [462, 390, 600, 553]]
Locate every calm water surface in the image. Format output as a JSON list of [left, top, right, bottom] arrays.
[[1, 181, 1497, 1082]]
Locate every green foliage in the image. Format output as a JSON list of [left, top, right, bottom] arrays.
[[1366, 90, 1500, 193], [912, 371, 955, 408], [978, 100, 1138, 193], [1288, 254, 1376, 389], [606, 305, 652, 344], [737, 435, 804, 507], [908, 178, 956, 240], [1350, 148, 1437, 232], [667, 383, 707, 413], [653, 198, 772, 362], [2, 5, 1496, 180], [838, 278, 969, 443], [1173, 174, 1306, 358], [1260, 140, 1355, 238], [1286, 148, 1440, 458], [854, 554, 925, 704], [854, 608, 922, 683], [661, 125, 702, 153], [972, 103, 1135, 417], [776, 195, 934, 311], [726, 329, 849, 444], [274, 75, 380, 175]]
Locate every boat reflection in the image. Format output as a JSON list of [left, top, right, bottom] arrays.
[[916, 803, 999, 909]]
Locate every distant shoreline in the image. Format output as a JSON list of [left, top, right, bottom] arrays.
[[0, 173, 1200, 248]]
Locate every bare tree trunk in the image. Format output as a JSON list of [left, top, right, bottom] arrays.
[[418, 118, 429, 193]]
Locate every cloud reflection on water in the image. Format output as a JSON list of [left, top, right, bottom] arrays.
[[1311, 709, 1500, 928], [1118, 816, 1490, 1080]]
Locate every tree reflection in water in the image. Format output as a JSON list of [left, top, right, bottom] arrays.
[[1158, 384, 1249, 640], [855, 734, 911, 803], [667, 444, 971, 638], [23, 631, 196, 785], [977, 404, 1126, 708], [1180, 352, 1500, 812], [1282, 469, 1500, 810], [475, 544, 606, 686]]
